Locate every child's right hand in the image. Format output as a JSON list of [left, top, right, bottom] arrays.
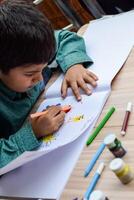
[[31, 106, 65, 138]]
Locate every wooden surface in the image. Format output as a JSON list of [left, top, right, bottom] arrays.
[[60, 48, 134, 200]]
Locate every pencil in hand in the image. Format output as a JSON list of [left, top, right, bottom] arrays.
[[30, 105, 71, 119]]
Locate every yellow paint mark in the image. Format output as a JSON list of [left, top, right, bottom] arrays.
[[67, 114, 84, 123], [72, 115, 84, 122], [42, 134, 56, 143]]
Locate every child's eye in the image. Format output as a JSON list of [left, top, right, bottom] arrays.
[[25, 74, 33, 77]]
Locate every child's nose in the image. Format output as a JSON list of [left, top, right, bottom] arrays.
[[33, 74, 43, 83]]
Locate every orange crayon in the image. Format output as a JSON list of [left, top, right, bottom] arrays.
[[61, 105, 71, 113], [30, 105, 71, 119]]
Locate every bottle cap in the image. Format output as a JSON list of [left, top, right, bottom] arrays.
[[109, 158, 125, 172], [126, 102, 132, 112], [89, 190, 106, 200], [104, 133, 116, 148]]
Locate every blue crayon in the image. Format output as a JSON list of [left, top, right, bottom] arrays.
[[56, 103, 61, 106], [84, 143, 106, 177], [84, 163, 105, 200], [46, 103, 61, 109]]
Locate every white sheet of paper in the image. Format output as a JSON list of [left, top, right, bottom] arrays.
[[0, 90, 109, 175]]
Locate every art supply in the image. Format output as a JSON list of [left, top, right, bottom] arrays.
[[84, 162, 105, 200], [61, 105, 72, 113], [84, 143, 106, 177], [30, 105, 71, 118], [89, 190, 109, 200], [109, 158, 134, 184], [46, 103, 61, 109], [86, 107, 115, 146], [121, 102, 132, 136], [104, 133, 126, 157]]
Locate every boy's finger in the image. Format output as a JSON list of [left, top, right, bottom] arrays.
[[61, 79, 68, 98], [70, 82, 81, 101], [84, 74, 97, 87], [47, 106, 61, 117], [87, 70, 98, 80], [78, 79, 92, 95], [54, 111, 65, 124]]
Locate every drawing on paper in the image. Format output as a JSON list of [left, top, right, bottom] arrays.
[[42, 134, 56, 146], [67, 114, 84, 123]]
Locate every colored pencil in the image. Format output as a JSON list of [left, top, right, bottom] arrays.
[[84, 162, 105, 200], [30, 105, 71, 119], [86, 107, 115, 146], [84, 143, 106, 177], [121, 102, 132, 136]]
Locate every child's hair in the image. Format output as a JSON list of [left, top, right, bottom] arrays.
[[0, 0, 55, 74]]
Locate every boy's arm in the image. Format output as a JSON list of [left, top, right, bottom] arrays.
[[54, 30, 98, 101], [54, 30, 93, 72], [0, 122, 41, 168]]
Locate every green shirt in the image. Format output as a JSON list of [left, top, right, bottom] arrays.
[[0, 30, 92, 168]]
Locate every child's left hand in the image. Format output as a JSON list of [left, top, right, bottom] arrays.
[[61, 64, 98, 101]]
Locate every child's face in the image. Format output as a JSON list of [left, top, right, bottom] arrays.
[[0, 63, 47, 92]]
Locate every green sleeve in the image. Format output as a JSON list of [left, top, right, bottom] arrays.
[[54, 30, 93, 72], [0, 122, 41, 168]]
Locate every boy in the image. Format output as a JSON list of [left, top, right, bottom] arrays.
[[0, 0, 98, 168]]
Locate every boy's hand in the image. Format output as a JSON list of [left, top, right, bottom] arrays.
[[31, 106, 65, 138], [61, 64, 98, 101]]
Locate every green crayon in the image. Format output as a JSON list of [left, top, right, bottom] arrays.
[[86, 107, 115, 146]]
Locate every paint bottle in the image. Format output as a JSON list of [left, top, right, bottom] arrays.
[[104, 133, 126, 157], [109, 158, 134, 184], [89, 190, 109, 200]]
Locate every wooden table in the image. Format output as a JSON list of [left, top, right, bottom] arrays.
[[60, 48, 134, 200]]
